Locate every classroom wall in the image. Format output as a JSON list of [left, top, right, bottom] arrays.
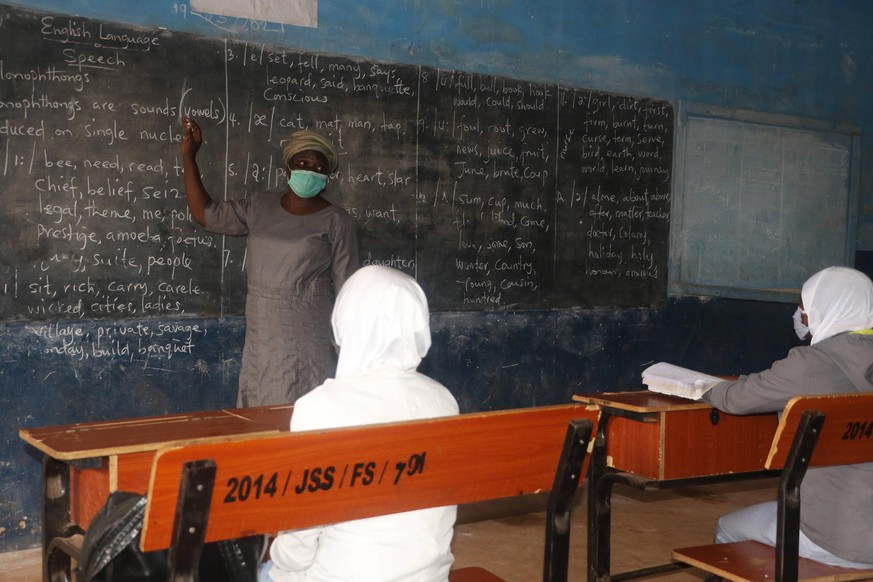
[[2, 0, 872, 552]]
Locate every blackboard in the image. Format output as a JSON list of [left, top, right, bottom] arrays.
[[671, 102, 858, 302], [0, 4, 673, 319]]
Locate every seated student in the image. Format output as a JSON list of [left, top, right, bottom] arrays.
[[260, 265, 460, 582], [702, 265, 873, 569]]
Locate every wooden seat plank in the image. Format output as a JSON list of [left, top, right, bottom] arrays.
[[673, 541, 873, 582]]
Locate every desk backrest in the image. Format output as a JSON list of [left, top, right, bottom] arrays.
[[765, 392, 873, 469], [140, 403, 597, 552]]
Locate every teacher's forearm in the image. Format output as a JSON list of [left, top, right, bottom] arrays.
[[182, 157, 211, 226]]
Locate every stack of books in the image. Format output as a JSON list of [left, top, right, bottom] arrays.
[[641, 362, 722, 401]]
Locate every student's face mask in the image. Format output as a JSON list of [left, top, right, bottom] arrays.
[[793, 306, 810, 341], [288, 170, 327, 198]]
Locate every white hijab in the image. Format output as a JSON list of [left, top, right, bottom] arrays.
[[331, 265, 431, 377], [802, 266, 873, 344]]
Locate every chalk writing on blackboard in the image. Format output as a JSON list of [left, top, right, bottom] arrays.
[[0, 5, 673, 322], [24, 319, 208, 366]]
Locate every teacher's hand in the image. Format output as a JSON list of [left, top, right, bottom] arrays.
[[180, 116, 202, 158]]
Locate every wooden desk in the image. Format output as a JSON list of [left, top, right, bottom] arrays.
[[573, 391, 779, 582], [19, 405, 292, 559]]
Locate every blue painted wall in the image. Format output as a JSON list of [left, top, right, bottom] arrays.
[[2, 0, 872, 552]]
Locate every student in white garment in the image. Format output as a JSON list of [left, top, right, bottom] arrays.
[[260, 265, 460, 582], [702, 266, 873, 569]]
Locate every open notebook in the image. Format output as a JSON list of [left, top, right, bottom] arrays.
[[641, 362, 722, 401]]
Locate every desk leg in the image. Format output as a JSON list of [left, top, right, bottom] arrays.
[[587, 411, 613, 582], [42, 456, 71, 582]]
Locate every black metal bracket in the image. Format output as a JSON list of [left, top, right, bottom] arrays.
[[543, 418, 594, 582], [167, 459, 217, 582], [775, 410, 824, 582], [70, 457, 103, 471]]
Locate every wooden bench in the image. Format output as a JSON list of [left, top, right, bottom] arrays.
[[672, 392, 873, 582], [75, 403, 597, 581]]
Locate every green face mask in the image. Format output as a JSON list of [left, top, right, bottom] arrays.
[[288, 170, 327, 198]]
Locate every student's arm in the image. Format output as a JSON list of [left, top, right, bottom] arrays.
[[702, 347, 812, 414], [269, 527, 321, 573]]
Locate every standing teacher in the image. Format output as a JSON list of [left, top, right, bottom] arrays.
[[180, 117, 359, 407]]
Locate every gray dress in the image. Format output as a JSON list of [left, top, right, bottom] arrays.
[[205, 191, 358, 407]]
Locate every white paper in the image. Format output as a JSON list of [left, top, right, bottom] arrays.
[[191, 0, 318, 28]]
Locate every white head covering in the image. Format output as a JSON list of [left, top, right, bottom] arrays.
[[331, 266, 431, 377], [802, 266, 873, 344]]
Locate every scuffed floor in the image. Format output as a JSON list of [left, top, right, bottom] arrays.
[[451, 478, 777, 581]]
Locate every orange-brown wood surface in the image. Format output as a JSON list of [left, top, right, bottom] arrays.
[[575, 391, 778, 480], [70, 463, 110, 529], [69, 450, 159, 529], [574, 390, 709, 413], [767, 392, 873, 469], [19, 405, 293, 459], [141, 404, 598, 552], [673, 541, 873, 582], [603, 415, 662, 478], [661, 408, 777, 479], [115, 450, 160, 492]]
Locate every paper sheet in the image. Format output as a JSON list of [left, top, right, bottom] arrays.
[[191, 0, 318, 28]]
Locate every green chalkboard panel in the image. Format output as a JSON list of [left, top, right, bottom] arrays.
[[671, 103, 859, 302]]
